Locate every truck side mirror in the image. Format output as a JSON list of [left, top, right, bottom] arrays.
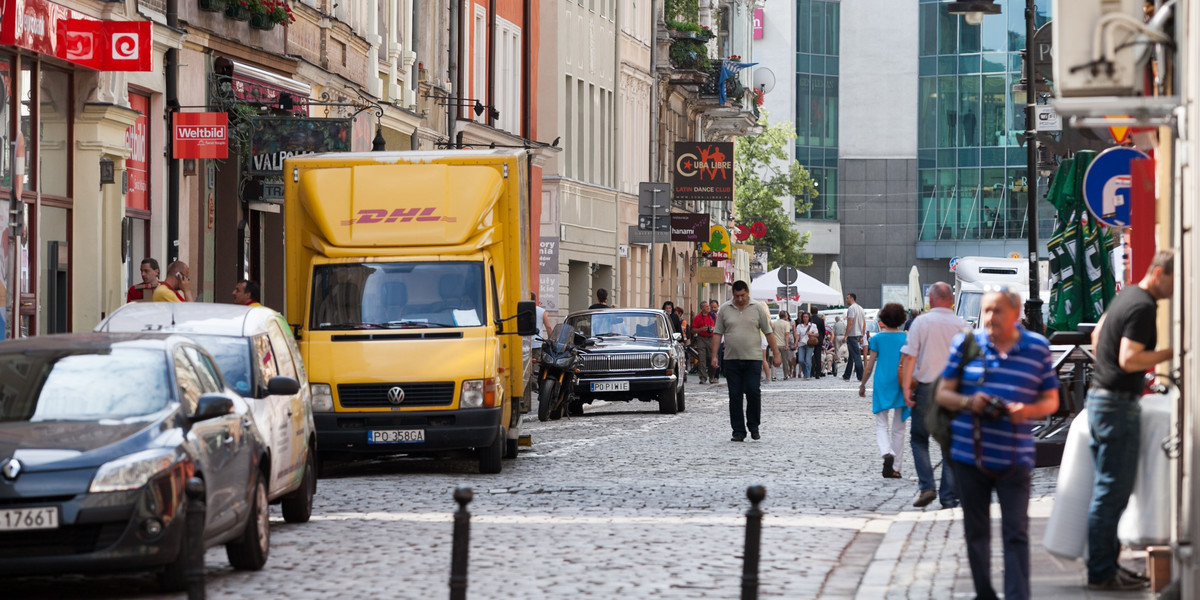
[[515, 301, 538, 336]]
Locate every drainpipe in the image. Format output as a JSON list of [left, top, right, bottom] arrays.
[[521, 0, 530, 139], [487, 0, 496, 127], [448, 0, 459, 145], [166, 0, 180, 263]]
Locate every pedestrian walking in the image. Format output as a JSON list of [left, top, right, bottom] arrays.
[[691, 301, 716, 384], [711, 281, 779, 442], [796, 311, 818, 380], [832, 315, 846, 375], [842, 293, 865, 381], [153, 261, 191, 302], [859, 303, 910, 478], [531, 293, 553, 339], [810, 308, 826, 378], [770, 309, 792, 381], [589, 288, 609, 309], [936, 287, 1060, 600], [673, 306, 688, 339], [1083, 250, 1174, 592], [126, 258, 163, 303], [663, 301, 683, 336], [900, 281, 966, 509]]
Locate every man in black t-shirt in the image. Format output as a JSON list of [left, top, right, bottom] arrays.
[[810, 308, 826, 378], [589, 288, 610, 309], [1084, 250, 1174, 592]]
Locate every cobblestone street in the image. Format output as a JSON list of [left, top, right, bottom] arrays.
[[8, 376, 1149, 599]]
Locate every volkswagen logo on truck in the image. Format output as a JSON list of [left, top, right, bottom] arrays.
[[387, 386, 405, 405]]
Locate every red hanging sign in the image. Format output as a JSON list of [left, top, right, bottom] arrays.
[[0, 0, 152, 71], [173, 112, 229, 159]]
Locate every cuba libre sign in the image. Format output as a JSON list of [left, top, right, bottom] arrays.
[[673, 141, 734, 203]]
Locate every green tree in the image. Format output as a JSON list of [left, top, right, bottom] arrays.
[[733, 111, 818, 270]]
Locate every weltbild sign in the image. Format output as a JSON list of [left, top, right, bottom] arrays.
[[173, 112, 229, 159]]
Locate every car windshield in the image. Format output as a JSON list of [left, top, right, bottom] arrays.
[[187, 336, 250, 396], [310, 261, 485, 330], [566, 312, 665, 339], [0, 349, 170, 422], [957, 292, 982, 326]]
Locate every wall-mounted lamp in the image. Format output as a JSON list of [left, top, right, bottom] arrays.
[[372, 124, 387, 151], [473, 99, 500, 121]]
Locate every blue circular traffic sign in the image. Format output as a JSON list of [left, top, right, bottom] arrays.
[[1082, 147, 1150, 228]]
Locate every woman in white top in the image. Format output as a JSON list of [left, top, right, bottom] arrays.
[[795, 311, 818, 380]]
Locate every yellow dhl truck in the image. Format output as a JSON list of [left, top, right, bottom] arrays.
[[283, 149, 538, 474]]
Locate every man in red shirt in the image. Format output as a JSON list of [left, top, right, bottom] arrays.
[[691, 301, 717, 384], [125, 258, 163, 303]]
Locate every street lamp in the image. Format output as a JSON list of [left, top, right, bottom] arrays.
[[949, 0, 1044, 334]]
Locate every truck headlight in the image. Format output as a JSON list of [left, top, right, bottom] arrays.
[[460, 378, 497, 408], [90, 449, 183, 493], [311, 383, 334, 412], [651, 353, 669, 369]]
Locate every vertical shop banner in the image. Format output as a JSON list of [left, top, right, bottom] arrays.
[[125, 94, 149, 211], [673, 142, 734, 203], [173, 112, 228, 159], [753, 9, 764, 39], [670, 213, 709, 242], [538, 237, 560, 312]]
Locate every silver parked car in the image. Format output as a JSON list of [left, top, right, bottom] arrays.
[[97, 303, 317, 523]]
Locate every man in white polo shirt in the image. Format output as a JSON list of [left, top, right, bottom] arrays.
[[900, 281, 967, 509]]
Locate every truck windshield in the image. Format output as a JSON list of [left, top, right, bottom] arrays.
[[310, 262, 486, 330]]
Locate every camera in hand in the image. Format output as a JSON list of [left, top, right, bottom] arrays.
[[981, 396, 1008, 420]]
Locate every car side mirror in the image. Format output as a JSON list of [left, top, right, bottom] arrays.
[[673, 332, 682, 341], [515, 301, 538, 336], [573, 331, 588, 347], [266, 376, 301, 396], [193, 394, 234, 422]]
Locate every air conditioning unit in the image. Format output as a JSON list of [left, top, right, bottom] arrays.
[[1051, 0, 1154, 97]]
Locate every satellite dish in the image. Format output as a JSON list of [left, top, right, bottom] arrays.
[[752, 68, 776, 95]]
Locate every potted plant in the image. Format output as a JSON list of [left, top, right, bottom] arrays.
[[266, 0, 295, 25], [225, 0, 251, 21], [249, 0, 276, 30], [200, 0, 227, 12]]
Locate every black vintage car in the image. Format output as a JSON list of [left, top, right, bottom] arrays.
[[563, 309, 686, 414], [0, 333, 272, 591]]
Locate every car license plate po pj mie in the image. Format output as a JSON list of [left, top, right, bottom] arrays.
[[591, 381, 630, 392], [368, 429, 426, 444], [0, 506, 59, 531]]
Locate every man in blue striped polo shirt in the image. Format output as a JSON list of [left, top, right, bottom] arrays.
[[936, 288, 1059, 600]]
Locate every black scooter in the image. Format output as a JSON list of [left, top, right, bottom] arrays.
[[536, 324, 591, 421]]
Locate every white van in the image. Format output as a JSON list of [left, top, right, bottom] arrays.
[[953, 256, 1030, 327]]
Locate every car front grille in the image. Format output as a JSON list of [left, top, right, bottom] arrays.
[[580, 352, 656, 372], [337, 382, 455, 408], [0, 522, 125, 558]]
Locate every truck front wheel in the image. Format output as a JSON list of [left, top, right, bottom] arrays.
[[478, 427, 503, 474]]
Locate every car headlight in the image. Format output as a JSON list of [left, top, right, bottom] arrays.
[[651, 352, 669, 369], [460, 378, 497, 408], [311, 383, 334, 412], [90, 448, 184, 493]]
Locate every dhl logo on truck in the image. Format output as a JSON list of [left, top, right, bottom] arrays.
[[341, 208, 457, 226]]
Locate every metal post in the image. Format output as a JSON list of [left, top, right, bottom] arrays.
[[185, 477, 206, 600], [650, 188, 658, 306], [1023, 0, 1044, 334], [741, 485, 766, 600], [449, 486, 473, 600]]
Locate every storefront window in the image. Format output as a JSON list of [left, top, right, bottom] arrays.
[[20, 63, 32, 192], [40, 69, 69, 198]]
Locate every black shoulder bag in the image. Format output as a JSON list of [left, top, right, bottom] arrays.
[[925, 329, 980, 450]]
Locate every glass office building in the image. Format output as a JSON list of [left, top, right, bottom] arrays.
[[795, 0, 839, 221], [916, 0, 1050, 251]]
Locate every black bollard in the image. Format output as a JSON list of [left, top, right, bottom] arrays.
[[185, 477, 206, 600], [449, 487, 473, 600], [741, 485, 766, 600]]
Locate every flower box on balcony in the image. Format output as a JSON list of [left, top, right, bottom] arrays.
[[225, 3, 251, 20], [250, 13, 276, 30], [200, 0, 227, 12]]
